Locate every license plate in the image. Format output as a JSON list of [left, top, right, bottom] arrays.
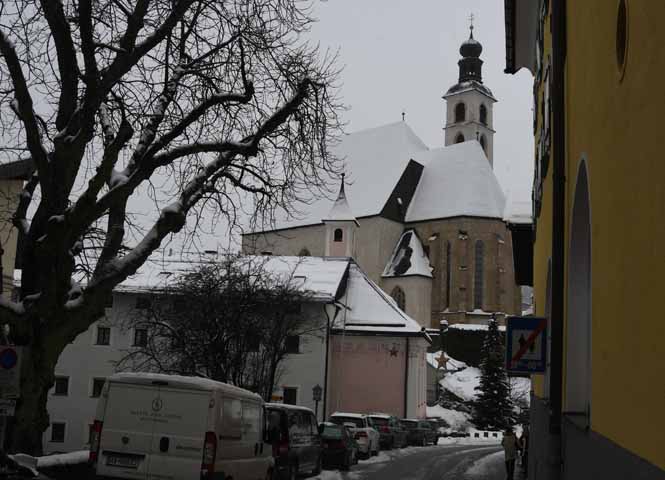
[[107, 455, 140, 468]]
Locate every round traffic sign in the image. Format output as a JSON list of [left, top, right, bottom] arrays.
[[0, 348, 18, 370]]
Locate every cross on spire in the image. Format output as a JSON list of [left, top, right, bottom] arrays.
[[468, 13, 475, 38]]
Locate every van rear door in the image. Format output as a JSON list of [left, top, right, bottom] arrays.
[[145, 386, 212, 480], [96, 382, 157, 479]]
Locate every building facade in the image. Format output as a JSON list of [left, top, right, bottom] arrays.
[[243, 31, 523, 331], [504, 0, 665, 478]]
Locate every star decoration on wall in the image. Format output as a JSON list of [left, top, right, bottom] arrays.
[[436, 353, 449, 370], [389, 345, 399, 357]]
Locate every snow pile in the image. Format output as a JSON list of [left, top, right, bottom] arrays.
[[441, 365, 482, 402], [464, 450, 504, 477], [426, 404, 472, 431], [448, 323, 506, 332], [36, 450, 89, 468]]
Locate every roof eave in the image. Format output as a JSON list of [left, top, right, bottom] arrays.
[[503, 0, 539, 75]]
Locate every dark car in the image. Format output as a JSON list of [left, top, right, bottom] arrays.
[[265, 403, 323, 479], [368, 414, 408, 449], [400, 419, 438, 446], [319, 422, 359, 471]]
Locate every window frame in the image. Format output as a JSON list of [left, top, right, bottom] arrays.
[[333, 228, 343, 243], [454, 102, 466, 123], [53, 376, 69, 396], [390, 286, 406, 311], [479, 104, 488, 125], [95, 326, 111, 346], [50, 422, 66, 443], [133, 328, 148, 347], [282, 386, 298, 406], [91, 377, 106, 398], [474, 240, 485, 310], [284, 335, 300, 354], [455, 132, 465, 144]]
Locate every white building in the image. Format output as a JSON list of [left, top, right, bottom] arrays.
[[40, 254, 429, 453]]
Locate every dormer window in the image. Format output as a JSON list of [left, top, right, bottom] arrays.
[[455, 102, 466, 122], [333, 228, 343, 242]]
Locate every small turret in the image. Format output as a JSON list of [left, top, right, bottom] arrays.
[[323, 174, 359, 257]]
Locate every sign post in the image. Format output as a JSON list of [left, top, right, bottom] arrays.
[[312, 384, 322, 419], [505, 317, 547, 374]]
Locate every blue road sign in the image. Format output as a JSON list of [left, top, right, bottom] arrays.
[[0, 348, 18, 370], [505, 316, 547, 374]]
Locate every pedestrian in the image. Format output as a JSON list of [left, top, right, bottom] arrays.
[[520, 425, 530, 472], [501, 427, 519, 480]]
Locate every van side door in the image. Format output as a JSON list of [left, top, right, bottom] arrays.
[[241, 400, 265, 479]]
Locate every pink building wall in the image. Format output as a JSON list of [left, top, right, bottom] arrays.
[[327, 335, 407, 417]]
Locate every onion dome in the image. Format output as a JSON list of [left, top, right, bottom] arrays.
[[460, 31, 483, 58]]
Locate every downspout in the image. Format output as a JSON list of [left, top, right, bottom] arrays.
[[550, 0, 567, 439], [403, 338, 410, 418], [322, 303, 337, 422]]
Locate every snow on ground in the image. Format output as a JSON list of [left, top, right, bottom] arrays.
[[464, 450, 504, 477], [441, 365, 481, 402], [426, 404, 472, 431], [36, 450, 89, 468]]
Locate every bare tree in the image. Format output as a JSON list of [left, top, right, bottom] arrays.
[[117, 255, 323, 401], [0, 0, 342, 454]]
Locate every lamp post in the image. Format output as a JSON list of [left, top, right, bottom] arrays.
[[312, 384, 323, 420]]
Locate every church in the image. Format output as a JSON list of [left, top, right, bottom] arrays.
[[243, 28, 522, 331]]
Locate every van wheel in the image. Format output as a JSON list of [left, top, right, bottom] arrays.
[[288, 463, 298, 480], [312, 455, 322, 475]]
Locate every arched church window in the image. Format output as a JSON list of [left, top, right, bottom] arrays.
[[480, 134, 487, 153], [391, 286, 406, 311], [455, 102, 466, 122], [298, 248, 311, 256], [480, 104, 488, 125], [333, 228, 343, 242], [445, 241, 452, 308], [455, 133, 465, 144], [474, 240, 484, 310]]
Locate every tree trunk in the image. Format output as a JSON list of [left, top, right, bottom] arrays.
[[10, 341, 56, 455]]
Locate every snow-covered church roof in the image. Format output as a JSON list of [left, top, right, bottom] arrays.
[[323, 175, 358, 225], [267, 121, 429, 230], [382, 229, 433, 278], [405, 141, 506, 222]]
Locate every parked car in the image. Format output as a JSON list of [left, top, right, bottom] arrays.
[[265, 403, 322, 479], [329, 412, 380, 459], [318, 422, 358, 471], [368, 413, 408, 449], [426, 419, 444, 442], [90, 373, 273, 480], [400, 419, 438, 446]]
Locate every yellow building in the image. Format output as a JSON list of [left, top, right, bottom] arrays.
[[504, 1, 665, 479], [0, 159, 33, 298]]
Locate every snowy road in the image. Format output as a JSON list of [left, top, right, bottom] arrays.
[[311, 443, 507, 480]]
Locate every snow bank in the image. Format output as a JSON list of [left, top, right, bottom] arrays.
[[426, 405, 471, 431], [36, 450, 89, 468], [440, 365, 481, 402], [448, 323, 506, 332], [465, 450, 504, 477]]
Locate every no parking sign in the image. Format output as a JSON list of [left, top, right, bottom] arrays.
[[505, 317, 547, 374], [0, 347, 21, 398]]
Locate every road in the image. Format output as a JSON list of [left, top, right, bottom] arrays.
[[313, 442, 511, 480]]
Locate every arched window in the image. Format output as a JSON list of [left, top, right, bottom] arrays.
[[333, 228, 343, 242], [473, 240, 484, 310], [445, 241, 452, 308], [479, 134, 487, 153], [298, 248, 311, 257], [455, 102, 466, 123], [479, 104, 488, 125], [390, 286, 406, 311], [455, 133, 465, 144], [566, 161, 592, 417]]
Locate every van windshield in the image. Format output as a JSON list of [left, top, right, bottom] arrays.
[[330, 416, 364, 428]]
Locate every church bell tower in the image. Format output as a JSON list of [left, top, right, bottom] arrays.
[[443, 22, 497, 166]]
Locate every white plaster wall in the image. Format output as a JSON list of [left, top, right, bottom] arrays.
[[406, 338, 429, 419], [270, 303, 329, 422], [444, 90, 495, 166], [43, 293, 139, 453]]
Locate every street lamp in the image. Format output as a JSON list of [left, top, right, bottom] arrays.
[[312, 384, 322, 419]]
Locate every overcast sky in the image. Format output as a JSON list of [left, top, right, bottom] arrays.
[[308, 0, 534, 200]]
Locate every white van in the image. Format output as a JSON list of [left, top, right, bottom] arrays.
[[90, 373, 273, 480]]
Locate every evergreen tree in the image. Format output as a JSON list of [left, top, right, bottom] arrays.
[[472, 318, 514, 430]]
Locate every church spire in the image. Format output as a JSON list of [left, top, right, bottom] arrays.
[[458, 20, 484, 83], [323, 173, 358, 224]]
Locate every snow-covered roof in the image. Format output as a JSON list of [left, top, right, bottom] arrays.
[[108, 372, 263, 400], [503, 190, 532, 224], [116, 253, 350, 302], [265, 403, 316, 414], [266, 121, 429, 230], [382, 229, 433, 278], [330, 412, 367, 419], [333, 263, 425, 336], [323, 177, 358, 224], [405, 141, 506, 222], [448, 323, 507, 332]]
